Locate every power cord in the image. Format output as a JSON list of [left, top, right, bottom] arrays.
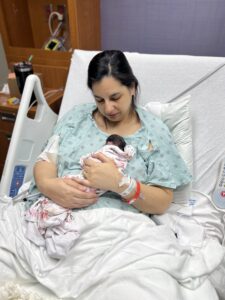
[[48, 11, 64, 37]]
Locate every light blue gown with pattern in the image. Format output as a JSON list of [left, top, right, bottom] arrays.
[[30, 103, 192, 213]]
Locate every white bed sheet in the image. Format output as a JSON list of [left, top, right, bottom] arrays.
[[0, 198, 223, 300]]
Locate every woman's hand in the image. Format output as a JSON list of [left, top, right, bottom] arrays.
[[34, 160, 98, 209], [82, 153, 122, 192], [39, 177, 98, 209]]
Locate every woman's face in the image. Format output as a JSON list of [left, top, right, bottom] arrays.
[[92, 76, 135, 123]]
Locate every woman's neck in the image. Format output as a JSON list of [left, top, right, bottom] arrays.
[[93, 109, 141, 136]]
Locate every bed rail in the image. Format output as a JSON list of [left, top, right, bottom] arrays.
[[0, 75, 58, 197]]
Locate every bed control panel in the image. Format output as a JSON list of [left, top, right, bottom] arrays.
[[9, 165, 26, 197], [212, 158, 225, 210]]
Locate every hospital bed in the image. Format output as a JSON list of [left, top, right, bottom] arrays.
[[0, 50, 225, 299]]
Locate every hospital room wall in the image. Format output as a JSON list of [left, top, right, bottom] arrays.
[[100, 0, 225, 57]]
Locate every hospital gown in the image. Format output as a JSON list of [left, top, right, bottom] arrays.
[[30, 103, 192, 213]]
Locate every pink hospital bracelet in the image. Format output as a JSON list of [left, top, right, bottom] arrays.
[[124, 181, 141, 205]]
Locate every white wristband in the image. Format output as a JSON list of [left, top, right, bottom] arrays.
[[118, 175, 131, 187], [119, 177, 136, 197]]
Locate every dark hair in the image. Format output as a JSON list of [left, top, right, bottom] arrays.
[[87, 50, 139, 106], [106, 134, 126, 151]]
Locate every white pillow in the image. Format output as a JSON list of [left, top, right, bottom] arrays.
[[146, 97, 225, 248], [143, 95, 192, 204]]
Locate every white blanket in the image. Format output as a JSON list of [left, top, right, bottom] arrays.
[[0, 198, 224, 300]]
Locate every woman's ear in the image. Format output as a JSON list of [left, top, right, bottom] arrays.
[[130, 84, 136, 97]]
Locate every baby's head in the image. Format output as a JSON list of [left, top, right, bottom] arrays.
[[106, 134, 126, 151]]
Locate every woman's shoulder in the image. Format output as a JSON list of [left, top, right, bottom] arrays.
[[63, 103, 96, 119], [59, 103, 95, 123], [135, 105, 173, 144], [136, 105, 167, 129], [54, 103, 96, 133]]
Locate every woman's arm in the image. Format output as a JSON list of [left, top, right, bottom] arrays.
[[82, 153, 173, 214], [112, 176, 173, 214], [34, 160, 98, 208], [123, 184, 173, 214]]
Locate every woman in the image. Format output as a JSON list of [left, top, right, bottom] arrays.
[[33, 50, 192, 214]]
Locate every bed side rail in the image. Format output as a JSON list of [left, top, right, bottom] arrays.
[[0, 75, 58, 197]]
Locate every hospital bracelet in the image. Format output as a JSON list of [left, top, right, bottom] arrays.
[[119, 176, 136, 197], [125, 181, 141, 205], [118, 176, 141, 205]]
